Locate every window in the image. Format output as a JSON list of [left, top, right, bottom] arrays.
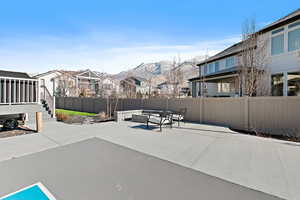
[[272, 28, 284, 35], [288, 21, 300, 29], [288, 28, 300, 51], [215, 61, 220, 72], [271, 34, 284, 55], [208, 63, 214, 73], [225, 57, 235, 68], [271, 74, 283, 96], [203, 65, 208, 75], [288, 72, 300, 96]]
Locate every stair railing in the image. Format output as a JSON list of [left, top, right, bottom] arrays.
[[40, 85, 54, 117]]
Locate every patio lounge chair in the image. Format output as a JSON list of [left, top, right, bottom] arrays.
[[146, 111, 173, 131], [172, 108, 187, 126]]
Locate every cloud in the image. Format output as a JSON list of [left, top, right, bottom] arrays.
[[0, 33, 241, 74]]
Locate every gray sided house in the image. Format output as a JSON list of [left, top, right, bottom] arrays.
[[190, 8, 300, 97], [0, 70, 53, 125], [120, 76, 149, 98]]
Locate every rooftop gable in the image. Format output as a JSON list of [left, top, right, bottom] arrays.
[[0, 70, 35, 79], [197, 42, 243, 66]]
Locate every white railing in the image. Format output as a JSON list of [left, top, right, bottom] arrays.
[[0, 76, 39, 105]]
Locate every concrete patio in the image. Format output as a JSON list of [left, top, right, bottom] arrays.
[[0, 121, 299, 199]]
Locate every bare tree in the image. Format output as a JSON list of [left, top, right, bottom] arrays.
[[167, 56, 184, 98], [120, 71, 136, 98], [239, 19, 271, 97], [56, 72, 77, 97], [143, 64, 155, 99]]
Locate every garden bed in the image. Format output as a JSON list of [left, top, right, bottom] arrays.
[[56, 109, 113, 124], [231, 128, 300, 143]]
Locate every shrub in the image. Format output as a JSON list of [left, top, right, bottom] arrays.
[[56, 113, 69, 122], [96, 112, 107, 120]]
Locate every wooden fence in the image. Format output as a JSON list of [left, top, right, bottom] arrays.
[[56, 96, 300, 137]]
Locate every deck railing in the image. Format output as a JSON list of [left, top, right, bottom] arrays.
[[0, 76, 39, 105]]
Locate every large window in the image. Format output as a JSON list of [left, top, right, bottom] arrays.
[[271, 74, 283, 96], [288, 28, 300, 52], [271, 34, 284, 55], [208, 63, 214, 73], [225, 57, 235, 68], [215, 61, 220, 72], [288, 72, 300, 96]]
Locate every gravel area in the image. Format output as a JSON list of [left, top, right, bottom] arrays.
[[0, 126, 35, 138]]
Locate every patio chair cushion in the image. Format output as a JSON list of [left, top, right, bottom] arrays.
[[148, 116, 171, 125], [172, 114, 184, 121]]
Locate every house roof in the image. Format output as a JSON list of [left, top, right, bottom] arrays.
[[133, 76, 147, 82], [258, 8, 300, 33], [188, 67, 238, 82], [125, 76, 147, 82], [34, 70, 60, 78], [197, 8, 300, 67], [36, 69, 102, 80], [0, 70, 35, 79], [75, 69, 102, 79], [197, 42, 243, 66]]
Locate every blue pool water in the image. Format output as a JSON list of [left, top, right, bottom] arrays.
[[1, 185, 50, 200]]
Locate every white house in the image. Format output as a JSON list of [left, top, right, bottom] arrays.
[[35, 69, 102, 97]]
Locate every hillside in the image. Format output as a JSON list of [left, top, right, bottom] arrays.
[[113, 56, 205, 86]]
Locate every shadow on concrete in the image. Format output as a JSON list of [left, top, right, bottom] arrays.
[[173, 126, 234, 135], [130, 124, 157, 131]]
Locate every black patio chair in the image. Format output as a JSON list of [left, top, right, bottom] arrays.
[[146, 111, 173, 131], [172, 108, 187, 126]]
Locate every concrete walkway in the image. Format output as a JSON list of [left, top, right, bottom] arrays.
[[0, 121, 299, 199]]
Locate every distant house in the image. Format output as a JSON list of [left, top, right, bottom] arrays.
[[101, 77, 120, 97], [157, 81, 190, 97], [189, 8, 300, 97], [35, 69, 102, 97], [156, 81, 173, 95], [120, 76, 149, 98]]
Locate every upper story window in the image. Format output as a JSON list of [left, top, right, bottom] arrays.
[[272, 28, 284, 35], [215, 61, 220, 72], [225, 57, 235, 68], [288, 27, 300, 52], [203, 65, 208, 75], [208, 63, 214, 73], [288, 21, 300, 29], [271, 34, 284, 55]]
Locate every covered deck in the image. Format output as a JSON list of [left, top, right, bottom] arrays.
[[0, 70, 39, 105], [189, 67, 240, 97]]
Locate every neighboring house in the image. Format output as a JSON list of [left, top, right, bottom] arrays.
[[157, 81, 190, 97], [189, 42, 243, 97], [189, 8, 300, 97], [120, 76, 149, 98], [156, 81, 175, 96], [0, 70, 53, 123], [35, 69, 102, 97], [101, 77, 120, 97]]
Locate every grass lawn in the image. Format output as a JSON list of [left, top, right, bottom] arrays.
[[55, 109, 97, 116]]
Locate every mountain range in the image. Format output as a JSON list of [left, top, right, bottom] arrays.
[[112, 55, 205, 86]]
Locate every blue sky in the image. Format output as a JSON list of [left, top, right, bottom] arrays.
[[0, 0, 298, 74]]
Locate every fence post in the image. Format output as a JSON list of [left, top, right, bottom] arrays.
[[244, 97, 249, 131], [166, 98, 169, 110], [80, 97, 83, 112], [199, 97, 203, 123]]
